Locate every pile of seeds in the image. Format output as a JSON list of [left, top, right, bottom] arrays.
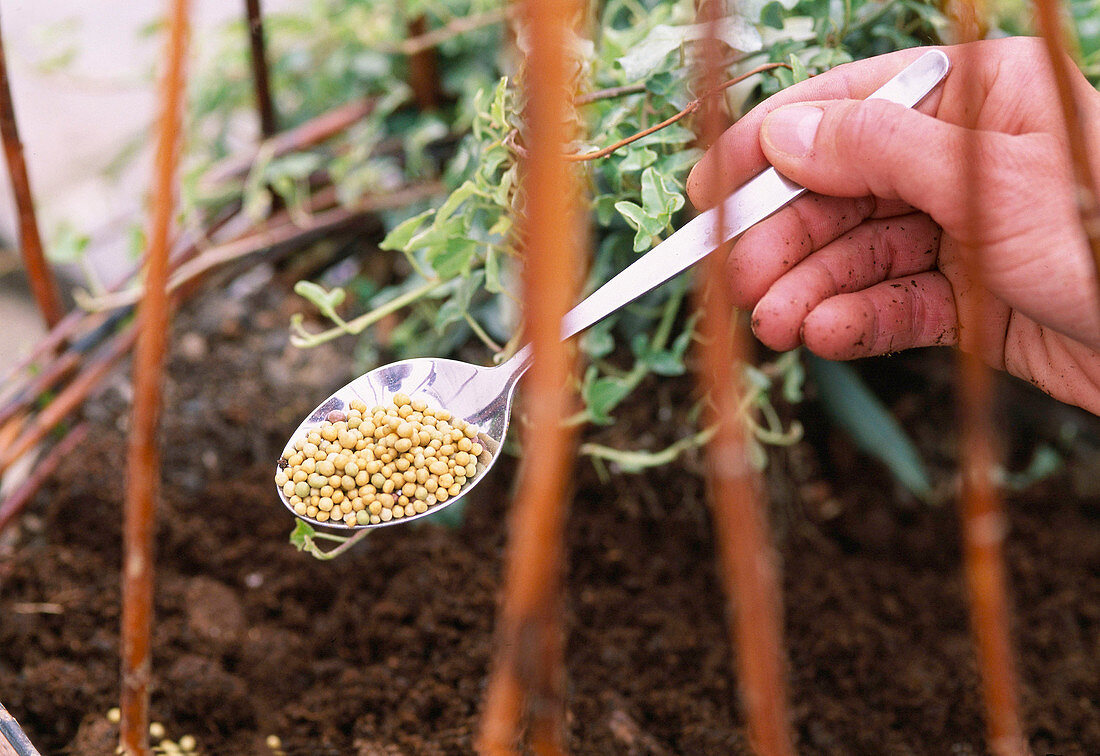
[[276, 393, 485, 527]]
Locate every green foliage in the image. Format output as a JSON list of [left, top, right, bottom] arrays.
[[189, 0, 1044, 481], [805, 354, 933, 502]]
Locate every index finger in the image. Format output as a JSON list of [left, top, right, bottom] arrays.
[[686, 46, 946, 210]]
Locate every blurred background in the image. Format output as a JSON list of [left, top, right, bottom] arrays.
[[0, 0, 292, 359]]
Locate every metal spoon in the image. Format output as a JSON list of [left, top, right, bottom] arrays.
[[277, 50, 951, 530]]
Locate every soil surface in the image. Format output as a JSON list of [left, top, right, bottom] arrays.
[[3, 273, 1100, 755]]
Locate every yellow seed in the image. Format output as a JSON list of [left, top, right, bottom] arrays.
[[414, 500, 428, 514], [306, 505, 319, 518], [266, 734, 283, 750], [394, 438, 413, 453], [380, 508, 393, 522], [149, 722, 166, 739], [331, 490, 344, 505], [466, 463, 477, 477], [179, 735, 197, 752], [318, 497, 334, 512], [107, 707, 121, 723], [393, 392, 412, 406], [317, 510, 330, 522], [402, 469, 416, 484], [429, 460, 448, 476], [457, 437, 472, 452]]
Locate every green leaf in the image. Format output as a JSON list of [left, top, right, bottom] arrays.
[[294, 280, 346, 319], [618, 146, 657, 172], [484, 247, 503, 293], [435, 179, 479, 224], [614, 200, 664, 252], [48, 224, 90, 264], [580, 322, 615, 359], [289, 520, 316, 551], [760, 1, 786, 29], [640, 167, 685, 218], [428, 236, 478, 278], [380, 209, 434, 252], [618, 19, 763, 81], [788, 52, 810, 83], [583, 367, 633, 425], [435, 270, 485, 331], [806, 354, 932, 502]]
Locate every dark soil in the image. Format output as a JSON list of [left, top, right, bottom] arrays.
[[3, 277, 1100, 755]]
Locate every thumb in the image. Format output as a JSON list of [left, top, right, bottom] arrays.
[[760, 98, 990, 231]]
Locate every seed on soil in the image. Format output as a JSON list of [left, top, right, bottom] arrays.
[[279, 394, 488, 526]]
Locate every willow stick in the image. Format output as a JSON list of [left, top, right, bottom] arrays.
[[1031, 0, 1100, 306], [953, 12, 1027, 755], [0, 11, 62, 327], [119, 1, 190, 753], [693, 4, 794, 755], [0, 422, 87, 533], [0, 326, 137, 476], [477, 0, 581, 752], [244, 0, 277, 138], [407, 16, 441, 111]]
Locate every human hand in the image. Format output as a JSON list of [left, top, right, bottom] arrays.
[[687, 38, 1100, 413]]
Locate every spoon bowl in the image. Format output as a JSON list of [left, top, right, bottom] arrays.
[[277, 348, 530, 529]]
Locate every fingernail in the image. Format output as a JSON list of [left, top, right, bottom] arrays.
[[763, 105, 823, 157]]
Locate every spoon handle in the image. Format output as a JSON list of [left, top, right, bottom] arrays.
[[505, 49, 950, 374], [561, 50, 950, 340]]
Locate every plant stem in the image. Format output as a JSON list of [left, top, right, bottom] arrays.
[[120, 2, 189, 753], [0, 11, 63, 328], [291, 277, 444, 347], [244, 0, 278, 138]]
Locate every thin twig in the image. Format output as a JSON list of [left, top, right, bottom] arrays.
[[507, 64, 788, 162], [1032, 0, 1100, 315], [575, 82, 647, 105], [693, 7, 795, 756], [79, 182, 442, 313], [392, 7, 510, 56], [0, 422, 87, 534], [203, 98, 377, 185], [0, 326, 136, 476], [244, 0, 278, 137], [120, 0, 189, 753], [0, 12, 63, 327], [477, 0, 580, 751], [0, 349, 81, 428]]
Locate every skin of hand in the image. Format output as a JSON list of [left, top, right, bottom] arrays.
[[686, 38, 1100, 414]]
